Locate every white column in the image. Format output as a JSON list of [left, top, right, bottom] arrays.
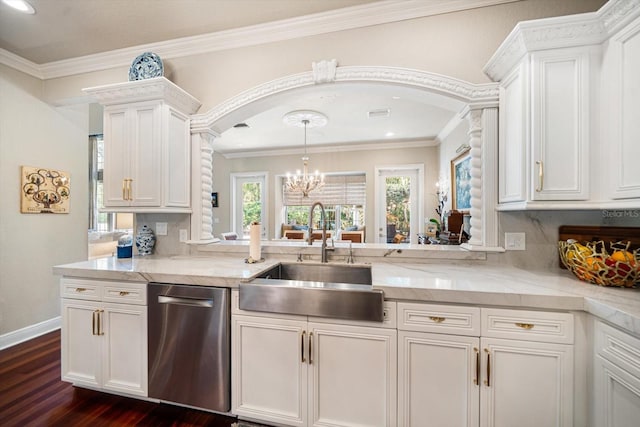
[[460, 105, 502, 252], [189, 130, 218, 242]]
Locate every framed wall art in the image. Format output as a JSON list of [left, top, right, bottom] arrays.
[[451, 150, 471, 211], [20, 166, 70, 214]]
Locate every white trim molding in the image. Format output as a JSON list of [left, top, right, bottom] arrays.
[[484, 0, 640, 81], [0, 317, 61, 350], [1, 0, 523, 80]]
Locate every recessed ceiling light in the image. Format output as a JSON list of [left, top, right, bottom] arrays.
[[391, 96, 401, 100], [385, 132, 395, 137], [2, 0, 35, 14], [368, 108, 390, 119]]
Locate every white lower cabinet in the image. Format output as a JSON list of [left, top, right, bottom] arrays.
[[61, 278, 147, 397], [397, 303, 574, 427], [232, 298, 397, 427], [593, 320, 640, 427]]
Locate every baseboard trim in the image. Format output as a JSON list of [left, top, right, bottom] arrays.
[[0, 317, 61, 350]]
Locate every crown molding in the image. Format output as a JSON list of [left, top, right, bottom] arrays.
[[0, 48, 42, 79], [1, 0, 522, 80], [219, 138, 438, 159], [484, 0, 640, 81], [82, 77, 201, 113]]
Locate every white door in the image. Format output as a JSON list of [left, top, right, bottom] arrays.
[[308, 322, 397, 427], [231, 173, 268, 239], [101, 303, 148, 397], [61, 299, 102, 388], [375, 166, 423, 244], [398, 331, 480, 427], [480, 338, 573, 427], [232, 315, 308, 427], [129, 103, 162, 206]]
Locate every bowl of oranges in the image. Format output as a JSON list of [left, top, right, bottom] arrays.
[[558, 240, 639, 287]]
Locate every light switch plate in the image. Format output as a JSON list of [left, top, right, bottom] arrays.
[[179, 229, 188, 242], [505, 232, 526, 251], [155, 222, 168, 236]]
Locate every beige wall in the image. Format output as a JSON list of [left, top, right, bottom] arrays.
[[213, 145, 438, 242], [0, 64, 89, 336]]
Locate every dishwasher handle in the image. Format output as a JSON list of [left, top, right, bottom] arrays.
[[158, 295, 214, 307]]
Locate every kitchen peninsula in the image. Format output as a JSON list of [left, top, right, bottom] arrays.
[[54, 244, 640, 427]]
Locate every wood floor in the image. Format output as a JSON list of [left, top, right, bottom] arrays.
[[0, 330, 266, 427]]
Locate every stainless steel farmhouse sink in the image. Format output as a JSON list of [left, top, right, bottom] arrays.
[[240, 263, 384, 322]]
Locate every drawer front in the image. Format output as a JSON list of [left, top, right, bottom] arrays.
[[102, 281, 147, 305], [60, 278, 102, 301], [397, 302, 481, 336], [315, 301, 397, 329], [595, 320, 640, 379], [481, 308, 574, 344]]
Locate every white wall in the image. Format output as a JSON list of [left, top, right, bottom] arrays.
[[0, 64, 88, 336]]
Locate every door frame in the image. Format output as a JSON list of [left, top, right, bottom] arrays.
[[230, 172, 268, 239], [374, 164, 424, 244]]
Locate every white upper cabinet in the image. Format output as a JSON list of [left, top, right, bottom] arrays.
[[84, 77, 201, 212], [487, 0, 640, 210]]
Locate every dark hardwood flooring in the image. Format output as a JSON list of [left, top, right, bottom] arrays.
[[0, 330, 267, 427]]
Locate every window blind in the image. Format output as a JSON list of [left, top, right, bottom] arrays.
[[283, 174, 366, 206]]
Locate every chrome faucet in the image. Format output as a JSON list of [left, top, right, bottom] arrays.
[[309, 202, 334, 263]]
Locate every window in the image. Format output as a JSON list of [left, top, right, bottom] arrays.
[[89, 135, 114, 231], [282, 174, 366, 232]]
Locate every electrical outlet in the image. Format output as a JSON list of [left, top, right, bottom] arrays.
[[505, 232, 526, 251], [155, 222, 168, 236], [214, 218, 220, 224], [179, 229, 188, 242]]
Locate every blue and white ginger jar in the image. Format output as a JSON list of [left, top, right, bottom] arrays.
[[135, 224, 156, 256]]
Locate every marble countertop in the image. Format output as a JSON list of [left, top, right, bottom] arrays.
[[54, 255, 640, 337]]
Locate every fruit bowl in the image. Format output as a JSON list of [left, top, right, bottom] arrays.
[[558, 240, 640, 288]]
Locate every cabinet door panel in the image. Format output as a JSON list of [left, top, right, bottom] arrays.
[[130, 105, 162, 206], [165, 107, 191, 207], [398, 331, 479, 427], [103, 108, 129, 206], [498, 63, 527, 203], [531, 50, 590, 201], [232, 316, 307, 427], [480, 338, 573, 427], [594, 355, 640, 427], [61, 300, 102, 388], [102, 303, 147, 396], [309, 323, 396, 427]]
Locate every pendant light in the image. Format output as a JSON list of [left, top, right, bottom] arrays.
[[283, 110, 328, 197]]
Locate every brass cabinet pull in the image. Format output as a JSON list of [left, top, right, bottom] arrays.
[[308, 332, 313, 365], [516, 322, 534, 330], [122, 180, 127, 200], [484, 348, 491, 387], [119, 291, 130, 296], [97, 309, 104, 336], [535, 161, 544, 192], [301, 331, 306, 363], [75, 287, 87, 293], [474, 347, 480, 385], [429, 316, 446, 323], [92, 310, 98, 335], [127, 179, 133, 201]]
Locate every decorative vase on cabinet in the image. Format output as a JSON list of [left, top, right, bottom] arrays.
[[136, 225, 155, 255]]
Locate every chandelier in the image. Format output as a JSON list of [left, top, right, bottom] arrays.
[[283, 110, 328, 197]]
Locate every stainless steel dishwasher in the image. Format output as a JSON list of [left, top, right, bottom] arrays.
[[148, 283, 230, 412]]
